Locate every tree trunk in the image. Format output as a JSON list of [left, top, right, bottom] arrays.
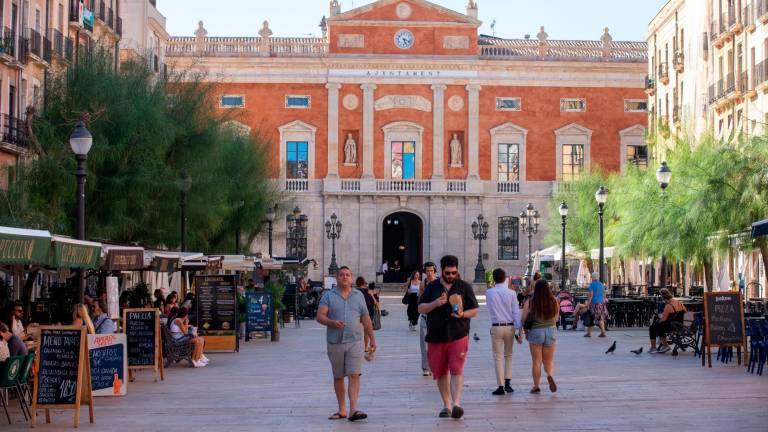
[[703, 258, 714, 293]]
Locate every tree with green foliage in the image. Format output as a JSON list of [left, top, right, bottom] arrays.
[[0, 47, 279, 253]]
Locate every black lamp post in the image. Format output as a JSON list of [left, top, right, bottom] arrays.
[[325, 213, 341, 276], [471, 214, 490, 283], [265, 206, 275, 257], [286, 206, 308, 260], [656, 161, 672, 290], [179, 172, 192, 252], [595, 186, 609, 283], [559, 202, 569, 290], [70, 120, 93, 303], [519, 203, 540, 285]]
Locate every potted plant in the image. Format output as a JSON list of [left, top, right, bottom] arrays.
[[264, 281, 285, 342]]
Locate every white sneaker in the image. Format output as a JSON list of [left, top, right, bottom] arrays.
[[201, 355, 210, 364], [193, 359, 207, 368]]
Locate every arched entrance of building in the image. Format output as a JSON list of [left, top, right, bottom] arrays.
[[382, 212, 423, 283]]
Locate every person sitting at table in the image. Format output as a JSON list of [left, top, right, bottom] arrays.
[[0, 322, 27, 361], [163, 292, 179, 316], [72, 303, 87, 327], [169, 307, 208, 367], [4, 301, 32, 341], [649, 288, 687, 354], [153, 289, 166, 311], [92, 300, 116, 334]]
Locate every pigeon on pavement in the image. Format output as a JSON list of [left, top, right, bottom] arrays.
[[671, 347, 679, 359], [605, 341, 617, 354], [630, 347, 643, 355], [473, 333, 480, 342]]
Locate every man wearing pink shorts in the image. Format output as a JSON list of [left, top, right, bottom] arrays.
[[418, 255, 478, 419]]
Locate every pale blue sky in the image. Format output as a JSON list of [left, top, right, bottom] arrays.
[[159, 0, 668, 41]]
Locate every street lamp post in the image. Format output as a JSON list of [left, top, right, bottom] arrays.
[[179, 172, 192, 252], [595, 186, 609, 283], [656, 161, 672, 290], [286, 206, 307, 260], [265, 206, 275, 257], [559, 202, 569, 290], [325, 213, 342, 276], [70, 120, 93, 303], [471, 214, 490, 283], [519, 203, 540, 285]]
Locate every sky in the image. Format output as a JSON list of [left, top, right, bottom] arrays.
[[159, 0, 669, 41]]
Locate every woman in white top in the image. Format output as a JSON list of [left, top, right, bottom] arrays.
[[402, 270, 421, 331], [170, 308, 208, 367]]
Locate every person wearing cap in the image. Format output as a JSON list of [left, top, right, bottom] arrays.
[[584, 272, 608, 337]]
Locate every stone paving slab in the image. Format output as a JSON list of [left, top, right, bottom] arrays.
[[4, 295, 767, 431]]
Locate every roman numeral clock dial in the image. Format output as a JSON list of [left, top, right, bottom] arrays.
[[394, 29, 414, 49]]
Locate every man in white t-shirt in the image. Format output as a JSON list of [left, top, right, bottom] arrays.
[[486, 268, 523, 395]]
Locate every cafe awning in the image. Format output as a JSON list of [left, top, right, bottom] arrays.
[[752, 219, 768, 238], [101, 245, 145, 271], [50, 235, 103, 269], [222, 255, 257, 272], [144, 251, 205, 272], [0, 226, 52, 265]]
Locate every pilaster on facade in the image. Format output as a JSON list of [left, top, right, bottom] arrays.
[[430, 84, 447, 181], [326, 83, 342, 179], [361, 83, 377, 179], [466, 84, 481, 180]]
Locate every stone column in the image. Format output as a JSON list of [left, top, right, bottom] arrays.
[[326, 83, 341, 179], [361, 83, 377, 179], [431, 84, 447, 180], [466, 84, 481, 180]]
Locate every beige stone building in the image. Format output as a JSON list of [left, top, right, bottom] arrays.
[[119, 0, 167, 74]]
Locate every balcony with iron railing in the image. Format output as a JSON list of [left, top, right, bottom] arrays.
[[673, 50, 684, 73], [759, 0, 768, 22], [717, 77, 725, 101], [0, 27, 16, 62], [708, 84, 717, 105], [672, 105, 680, 124], [1, 115, 29, 151], [25, 29, 45, 63], [97, 1, 106, 22], [644, 74, 656, 95], [725, 72, 736, 95], [658, 62, 669, 84], [116, 16, 122, 36], [754, 60, 768, 90], [283, 178, 525, 195], [69, 0, 80, 25], [740, 70, 749, 94], [743, 3, 757, 32], [49, 28, 64, 58], [728, 3, 743, 34]]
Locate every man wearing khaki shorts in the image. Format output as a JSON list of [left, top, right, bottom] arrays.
[[317, 266, 377, 422]]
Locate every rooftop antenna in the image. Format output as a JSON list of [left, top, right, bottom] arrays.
[[490, 19, 496, 37]]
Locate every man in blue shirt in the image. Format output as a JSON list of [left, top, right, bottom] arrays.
[[585, 272, 608, 337], [317, 266, 376, 422]]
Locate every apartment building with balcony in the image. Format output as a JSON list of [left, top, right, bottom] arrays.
[[119, 0, 168, 75], [648, 0, 768, 146]]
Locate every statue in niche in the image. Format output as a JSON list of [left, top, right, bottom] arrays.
[[449, 133, 463, 166], [343, 133, 357, 165]]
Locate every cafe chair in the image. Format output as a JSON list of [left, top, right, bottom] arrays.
[[16, 353, 35, 408], [0, 356, 28, 424]]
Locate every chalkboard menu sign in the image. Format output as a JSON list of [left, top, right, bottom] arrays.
[[36, 328, 83, 405], [702, 292, 747, 368], [124, 309, 158, 367], [31, 326, 94, 427], [88, 334, 127, 396], [246, 292, 273, 332], [196, 275, 238, 334], [196, 275, 239, 352]]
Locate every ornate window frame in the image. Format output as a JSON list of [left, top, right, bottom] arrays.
[[490, 122, 528, 182], [554, 123, 592, 181], [619, 124, 647, 171], [382, 121, 424, 179], [498, 216, 520, 261], [278, 120, 317, 180]]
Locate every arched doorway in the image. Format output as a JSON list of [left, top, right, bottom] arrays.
[[382, 212, 423, 283]]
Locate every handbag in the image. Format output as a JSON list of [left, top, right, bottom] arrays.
[[401, 289, 410, 305], [372, 304, 382, 331], [523, 311, 535, 330]]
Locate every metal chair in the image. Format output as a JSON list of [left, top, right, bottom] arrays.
[[0, 356, 27, 424], [15, 353, 34, 412]]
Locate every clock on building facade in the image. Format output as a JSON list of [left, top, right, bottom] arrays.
[[394, 29, 414, 49]]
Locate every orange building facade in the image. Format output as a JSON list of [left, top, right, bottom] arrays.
[[167, 0, 648, 282]]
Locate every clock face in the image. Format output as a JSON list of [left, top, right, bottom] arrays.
[[394, 29, 414, 49]]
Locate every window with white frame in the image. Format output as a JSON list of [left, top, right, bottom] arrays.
[[555, 123, 591, 181], [560, 98, 586, 112], [562, 144, 585, 181], [220, 95, 244, 108], [497, 144, 519, 182], [285, 95, 311, 109], [286, 141, 309, 179], [278, 120, 317, 180], [496, 97, 521, 111], [624, 99, 648, 112]]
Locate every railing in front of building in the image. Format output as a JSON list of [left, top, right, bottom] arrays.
[[1, 115, 29, 149], [496, 181, 519, 193], [341, 180, 361, 192], [673, 50, 684, 71], [26, 29, 43, 61], [725, 72, 736, 94], [0, 27, 15, 59], [727, 4, 737, 28], [167, 36, 328, 58], [285, 178, 309, 192], [740, 70, 749, 93], [376, 180, 432, 193], [658, 62, 669, 80], [447, 180, 467, 192], [711, 19, 719, 41], [754, 60, 768, 88], [757, 0, 768, 20]]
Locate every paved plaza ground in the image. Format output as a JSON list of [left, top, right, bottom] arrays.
[[5, 295, 768, 431]]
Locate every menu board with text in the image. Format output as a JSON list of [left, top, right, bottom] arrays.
[[196, 275, 239, 352], [88, 333, 127, 396]]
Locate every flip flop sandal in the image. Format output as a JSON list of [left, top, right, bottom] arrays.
[[451, 406, 464, 419], [328, 413, 347, 420], [348, 411, 368, 422], [439, 408, 451, 418], [547, 376, 558, 393]]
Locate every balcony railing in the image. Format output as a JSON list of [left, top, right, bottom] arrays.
[[377, 180, 432, 193], [447, 180, 467, 192], [728, 5, 737, 27], [167, 36, 329, 58], [26, 29, 43, 59], [340, 180, 360, 192], [116, 16, 122, 36], [645, 74, 655, 90], [754, 60, 768, 87], [725, 72, 736, 94], [658, 62, 669, 82], [65, 36, 74, 62], [2, 115, 29, 149], [743, 4, 754, 27], [285, 178, 309, 192], [496, 182, 520, 193], [49, 28, 64, 57], [717, 78, 725, 99], [708, 84, 717, 104], [97, 1, 106, 22], [672, 105, 680, 123], [758, 0, 768, 19], [711, 20, 719, 40], [69, 0, 79, 22], [108, 8, 114, 29], [740, 70, 749, 92], [720, 13, 728, 33], [673, 50, 684, 72], [0, 27, 15, 58]]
